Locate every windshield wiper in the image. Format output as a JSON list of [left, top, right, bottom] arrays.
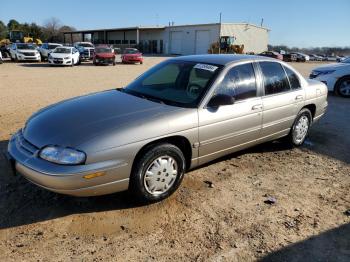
[[118, 88, 166, 104]]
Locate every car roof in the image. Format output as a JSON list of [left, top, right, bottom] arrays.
[[170, 54, 276, 66]]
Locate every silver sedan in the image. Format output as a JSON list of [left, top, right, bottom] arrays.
[[7, 55, 328, 202]]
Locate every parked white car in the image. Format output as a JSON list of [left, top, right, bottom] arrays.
[[0, 51, 3, 64], [310, 57, 350, 97], [39, 43, 62, 60], [48, 46, 80, 66], [9, 43, 41, 62]]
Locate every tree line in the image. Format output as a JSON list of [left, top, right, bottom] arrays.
[[0, 18, 76, 43], [268, 44, 350, 56]]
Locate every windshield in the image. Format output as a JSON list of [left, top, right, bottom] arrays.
[[124, 60, 222, 108], [53, 47, 71, 54], [49, 44, 61, 50], [78, 43, 93, 48], [124, 49, 139, 54], [95, 47, 112, 53], [341, 57, 350, 63], [17, 44, 36, 50]]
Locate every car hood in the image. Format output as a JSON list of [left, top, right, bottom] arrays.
[[23, 90, 194, 152], [95, 53, 115, 58], [313, 63, 350, 71], [18, 49, 37, 53], [50, 53, 71, 58], [124, 53, 141, 57]]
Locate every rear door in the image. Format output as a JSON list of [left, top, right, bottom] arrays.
[[198, 62, 263, 164], [258, 61, 304, 138], [170, 31, 183, 55]]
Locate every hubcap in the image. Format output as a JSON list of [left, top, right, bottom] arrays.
[[293, 115, 309, 144], [144, 156, 178, 195], [339, 79, 350, 96]]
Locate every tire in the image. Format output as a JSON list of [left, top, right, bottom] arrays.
[[140, 61, 143, 64], [15, 55, 19, 62], [130, 143, 186, 202], [113, 62, 116, 66], [335, 76, 350, 98], [71, 59, 74, 67], [286, 108, 312, 146]]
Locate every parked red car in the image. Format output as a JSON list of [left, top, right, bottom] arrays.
[[93, 45, 116, 66], [258, 51, 283, 61], [122, 48, 143, 64]]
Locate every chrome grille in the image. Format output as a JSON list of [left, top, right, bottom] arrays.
[[22, 52, 35, 56]]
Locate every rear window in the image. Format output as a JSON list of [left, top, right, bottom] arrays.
[[284, 66, 301, 89]]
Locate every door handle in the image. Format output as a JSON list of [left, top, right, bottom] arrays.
[[252, 104, 263, 110], [295, 95, 303, 101]]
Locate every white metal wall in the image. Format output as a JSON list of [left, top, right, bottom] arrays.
[[220, 23, 269, 53], [163, 24, 220, 55]]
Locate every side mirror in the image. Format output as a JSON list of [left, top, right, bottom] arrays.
[[207, 94, 234, 108]]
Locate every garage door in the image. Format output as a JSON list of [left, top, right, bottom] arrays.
[[170, 31, 183, 55], [195, 30, 210, 54]]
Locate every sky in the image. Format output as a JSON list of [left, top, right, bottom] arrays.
[[1, 0, 349, 48]]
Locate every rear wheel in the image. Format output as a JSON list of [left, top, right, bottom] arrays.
[[130, 143, 186, 202], [335, 76, 350, 98], [286, 108, 312, 146]]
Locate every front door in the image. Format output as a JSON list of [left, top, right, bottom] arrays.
[[198, 62, 263, 164]]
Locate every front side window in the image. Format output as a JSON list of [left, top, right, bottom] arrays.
[[259, 61, 291, 95], [284, 66, 301, 89], [124, 61, 222, 107], [214, 63, 257, 101]]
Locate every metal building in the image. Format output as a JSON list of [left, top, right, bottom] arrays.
[[63, 22, 269, 55]]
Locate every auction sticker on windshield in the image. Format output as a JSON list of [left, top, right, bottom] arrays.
[[194, 63, 218, 72]]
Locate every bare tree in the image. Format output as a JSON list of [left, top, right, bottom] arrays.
[[43, 17, 62, 42]]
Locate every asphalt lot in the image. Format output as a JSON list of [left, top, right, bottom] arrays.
[[0, 58, 349, 261]]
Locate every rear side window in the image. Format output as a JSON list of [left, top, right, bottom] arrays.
[[284, 66, 301, 89], [215, 63, 257, 101], [259, 61, 291, 95]]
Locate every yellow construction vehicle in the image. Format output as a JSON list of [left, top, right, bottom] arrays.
[[0, 30, 42, 46], [208, 36, 244, 54]]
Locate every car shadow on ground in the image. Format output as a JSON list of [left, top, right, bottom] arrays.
[[19, 63, 52, 68], [259, 223, 350, 262], [0, 138, 309, 230]]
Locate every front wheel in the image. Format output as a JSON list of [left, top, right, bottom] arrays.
[[130, 143, 186, 202], [286, 108, 312, 146], [335, 77, 350, 98]]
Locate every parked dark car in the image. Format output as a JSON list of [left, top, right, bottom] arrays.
[[258, 51, 283, 60], [283, 53, 297, 62]]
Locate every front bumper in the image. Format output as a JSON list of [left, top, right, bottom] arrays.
[[122, 57, 143, 63], [95, 57, 115, 64], [17, 54, 40, 61], [48, 58, 72, 66], [7, 130, 130, 196]]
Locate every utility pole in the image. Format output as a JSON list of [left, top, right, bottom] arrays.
[[218, 12, 222, 54]]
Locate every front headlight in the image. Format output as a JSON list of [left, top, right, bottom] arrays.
[[40, 146, 86, 165], [17, 51, 23, 54]]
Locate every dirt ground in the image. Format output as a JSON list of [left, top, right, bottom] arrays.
[[0, 58, 349, 262]]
